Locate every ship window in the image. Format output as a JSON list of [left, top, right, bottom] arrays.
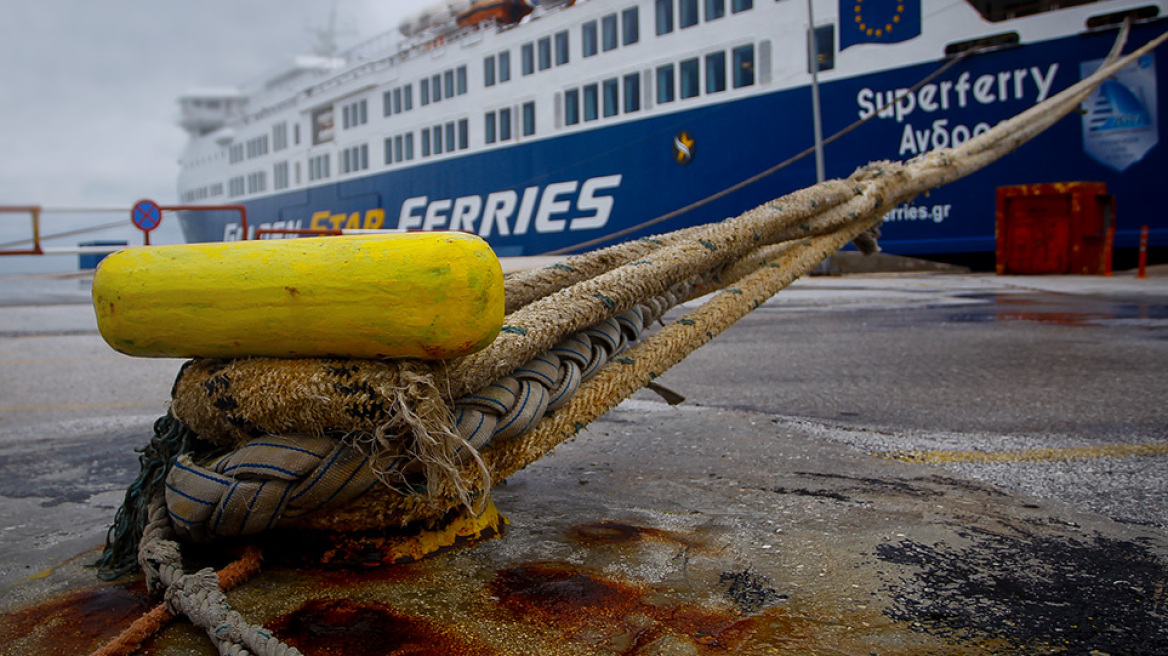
[[603, 78, 619, 117], [656, 0, 674, 34], [385, 137, 394, 164], [274, 162, 289, 190], [421, 78, 430, 105], [602, 14, 619, 51], [394, 88, 403, 113], [523, 101, 536, 136], [808, 24, 834, 73], [457, 66, 468, 94], [538, 37, 552, 70], [342, 105, 351, 129], [522, 43, 535, 75], [680, 57, 700, 98], [485, 111, 497, 143], [731, 0, 751, 12], [433, 125, 444, 154], [944, 32, 1020, 56], [732, 44, 755, 88], [422, 130, 432, 157], [308, 155, 330, 181], [499, 107, 512, 140], [583, 84, 599, 121], [624, 73, 641, 112], [964, 0, 1106, 22], [623, 7, 639, 45], [273, 122, 288, 151], [383, 91, 393, 116], [680, 0, 699, 28], [446, 122, 456, 150], [555, 31, 570, 65], [499, 51, 511, 82], [433, 74, 443, 101], [405, 133, 414, 160], [706, 51, 726, 93], [583, 22, 598, 57], [230, 176, 244, 196], [656, 64, 675, 103], [485, 55, 497, 86], [705, 0, 724, 21], [444, 70, 455, 98], [294, 123, 300, 145], [565, 88, 580, 125], [459, 119, 469, 149], [230, 144, 244, 164], [1086, 6, 1159, 29], [247, 171, 266, 193], [404, 85, 413, 110]]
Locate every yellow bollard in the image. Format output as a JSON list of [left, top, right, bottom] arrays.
[[92, 232, 504, 359]]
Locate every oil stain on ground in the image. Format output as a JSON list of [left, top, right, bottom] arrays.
[[877, 531, 1168, 654]]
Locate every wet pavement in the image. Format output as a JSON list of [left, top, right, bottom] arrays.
[[1, 268, 1167, 654]]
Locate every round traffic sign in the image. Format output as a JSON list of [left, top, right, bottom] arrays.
[[131, 199, 162, 232]]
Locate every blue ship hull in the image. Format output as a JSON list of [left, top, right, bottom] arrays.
[[179, 22, 1168, 259]]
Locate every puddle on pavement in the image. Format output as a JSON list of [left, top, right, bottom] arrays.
[[948, 294, 1168, 326]]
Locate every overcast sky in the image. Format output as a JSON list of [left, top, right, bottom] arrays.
[[0, 0, 412, 272]]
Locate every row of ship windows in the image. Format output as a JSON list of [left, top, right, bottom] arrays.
[[564, 44, 755, 124], [228, 0, 753, 165], [381, 65, 469, 119], [655, 0, 754, 34], [229, 123, 295, 164], [220, 110, 503, 197], [180, 183, 225, 203]]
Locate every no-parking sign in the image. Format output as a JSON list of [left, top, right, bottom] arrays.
[[131, 199, 162, 244]]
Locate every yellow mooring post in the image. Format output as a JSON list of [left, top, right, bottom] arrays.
[[91, 232, 505, 360]]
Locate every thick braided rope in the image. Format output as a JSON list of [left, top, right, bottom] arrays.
[[164, 435, 381, 542], [162, 274, 709, 534]]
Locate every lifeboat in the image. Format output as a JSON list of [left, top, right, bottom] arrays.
[[456, 0, 533, 28]]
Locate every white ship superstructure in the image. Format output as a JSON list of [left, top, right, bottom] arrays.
[[175, 0, 1167, 260]]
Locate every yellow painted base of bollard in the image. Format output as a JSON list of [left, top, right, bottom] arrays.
[[260, 499, 507, 569]]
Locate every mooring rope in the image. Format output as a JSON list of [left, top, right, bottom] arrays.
[[92, 23, 1163, 656]]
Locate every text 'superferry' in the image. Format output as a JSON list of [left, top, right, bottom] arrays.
[[175, 0, 1167, 262]]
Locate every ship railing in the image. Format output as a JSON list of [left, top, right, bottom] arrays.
[[240, 19, 500, 127]]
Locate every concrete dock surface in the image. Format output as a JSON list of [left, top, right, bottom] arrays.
[[1, 267, 1166, 654]]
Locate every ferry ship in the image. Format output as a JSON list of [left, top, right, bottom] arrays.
[[175, 0, 1167, 265]]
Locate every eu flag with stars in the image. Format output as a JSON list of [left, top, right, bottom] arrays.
[[839, 0, 921, 50]]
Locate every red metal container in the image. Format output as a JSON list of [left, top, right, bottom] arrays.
[[996, 182, 1114, 275]]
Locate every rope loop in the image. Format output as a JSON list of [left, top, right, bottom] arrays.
[[165, 435, 380, 542]]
